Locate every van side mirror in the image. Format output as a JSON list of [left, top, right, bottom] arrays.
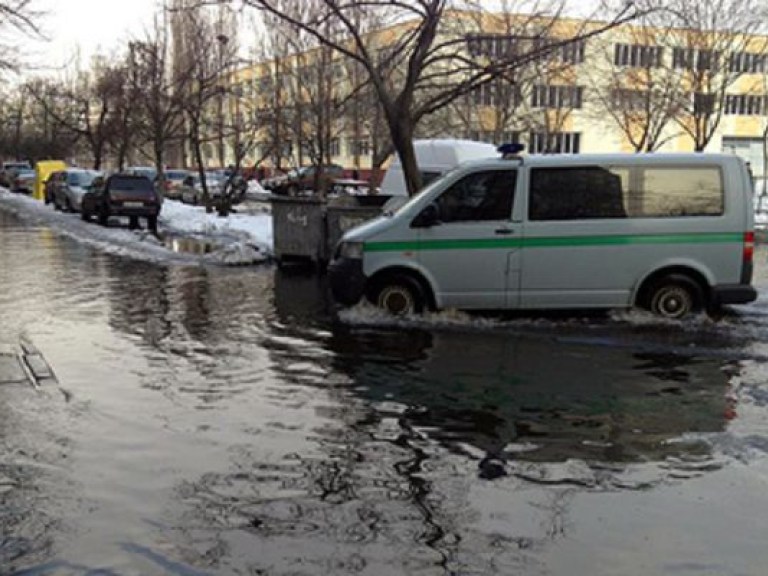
[[412, 203, 440, 228]]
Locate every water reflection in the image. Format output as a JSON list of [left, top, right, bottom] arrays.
[[171, 305, 735, 573], [329, 329, 731, 465]]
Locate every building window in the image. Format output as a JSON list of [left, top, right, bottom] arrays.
[[348, 138, 370, 156], [611, 88, 648, 110], [470, 130, 521, 145], [531, 85, 583, 109], [724, 94, 767, 115], [329, 138, 341, 157], [466, 34, 531, 58], [472, 82, 521, 107], [728, 51, 767, 73], [673, 48, 720, 70], [559, 39, 586, 64], [693, 92, 715, 115], [614, 44, 663, 68], [528, 132, 581, 154]]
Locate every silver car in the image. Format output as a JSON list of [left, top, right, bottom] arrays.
[[180, 173, 224, 205], [51, 169, 103, 212]]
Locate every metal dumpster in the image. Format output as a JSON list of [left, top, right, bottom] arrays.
[[271, 195, 383, 266], [271, 196, 326, 264], [325, 201, 382, 260]]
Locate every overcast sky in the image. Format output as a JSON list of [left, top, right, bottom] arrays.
[[30, 0, 160, 69], [25, 0, 604, 74]]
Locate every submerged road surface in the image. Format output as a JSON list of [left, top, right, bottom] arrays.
[[2, 209, 768, 575]]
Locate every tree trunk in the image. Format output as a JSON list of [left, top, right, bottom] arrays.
[[389, 116, 421, 196]]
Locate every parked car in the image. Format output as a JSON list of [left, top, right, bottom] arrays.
[[81, 173, 161, 232], [179, 171, 247, 205], [156, 169, 190, 200], [179, 172, 224, 205], [266, 164, 345, 195], [125, 166, 158, 182], [0, 160, 31, 188], [11, 168, 36, 193], [48, 168, 103, 212]]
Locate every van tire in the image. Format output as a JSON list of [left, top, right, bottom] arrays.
[[370, 275, 425, 316], [644, 274, 703, 319]]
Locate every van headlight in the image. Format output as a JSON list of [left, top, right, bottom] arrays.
[[336, 241, 364, 260]]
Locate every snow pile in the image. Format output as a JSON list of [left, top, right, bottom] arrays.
[[0, 188, 273, 266]]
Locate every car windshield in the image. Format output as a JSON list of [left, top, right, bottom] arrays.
[[166, 170, 188, 181], [67, 171, 100, 187], [17, 169, 35, 177]]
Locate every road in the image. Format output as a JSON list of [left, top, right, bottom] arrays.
[[2, 208, 768, 575]]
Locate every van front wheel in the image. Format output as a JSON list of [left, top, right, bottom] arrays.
[[371, 276, 425, 316], [644, 275, 703, 319]]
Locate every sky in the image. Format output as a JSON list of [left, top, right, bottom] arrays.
[[30, 0, 161, 70]]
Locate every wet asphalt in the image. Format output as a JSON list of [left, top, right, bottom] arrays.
[[2, 209, 768, 575]]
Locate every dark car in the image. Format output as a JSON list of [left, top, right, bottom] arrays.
[[267, 164, 345, 195], [80, 173, 161, 232]]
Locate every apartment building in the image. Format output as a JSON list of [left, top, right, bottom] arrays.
[[228, 11, 768, 184]]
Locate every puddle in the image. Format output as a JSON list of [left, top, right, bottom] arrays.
[[162, 234, 220, 255]]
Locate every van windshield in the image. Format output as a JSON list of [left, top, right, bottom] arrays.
[[383, 166, 461, 216]]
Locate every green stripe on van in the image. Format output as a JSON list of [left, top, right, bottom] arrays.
[[363, 232, 743, 253]]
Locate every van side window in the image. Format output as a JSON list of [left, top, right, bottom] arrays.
[[530, 167, 627, 220], [530, 165, 724, 221], [436, 170, 516, 222], [639, 167, 723, 216]]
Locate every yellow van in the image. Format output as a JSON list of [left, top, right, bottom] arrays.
[[33, 160, 67, 202]]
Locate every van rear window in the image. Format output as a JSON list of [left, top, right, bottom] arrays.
[[529, 165, 724, 221]]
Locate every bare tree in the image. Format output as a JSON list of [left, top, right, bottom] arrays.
[[25, 56, 129, 169], [129, 10, 192, 188], [587, 15, 684, 152], [232, 0, 642, 195], [0, 1, 41, 73], [661, 0, 768, 152]]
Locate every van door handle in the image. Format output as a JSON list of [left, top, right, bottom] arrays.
[[495, 227, 513, 235]]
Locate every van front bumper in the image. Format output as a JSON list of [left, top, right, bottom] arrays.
[[711, 284, 758, 306], [328, 258, 367, 306]]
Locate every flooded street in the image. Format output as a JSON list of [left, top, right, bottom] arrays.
[[3, 209, 768, 575]]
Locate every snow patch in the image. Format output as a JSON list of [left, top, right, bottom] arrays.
[[0, 188, 273, 266]]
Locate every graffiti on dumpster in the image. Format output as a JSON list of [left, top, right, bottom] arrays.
[[287, 210, 308, 227]]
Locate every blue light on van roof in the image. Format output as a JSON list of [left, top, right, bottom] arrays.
[[497, 142, 525, 156]]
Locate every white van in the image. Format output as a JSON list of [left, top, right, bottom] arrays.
[[329, 152, 757, 319], [379, 139, 498, 196]]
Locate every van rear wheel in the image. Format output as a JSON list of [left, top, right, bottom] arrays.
[[644, 274, 703, 319], [370, 275, 425, 316]]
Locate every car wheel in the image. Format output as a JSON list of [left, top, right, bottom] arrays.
[[53, 197, 61, 211], [644, 274, 703, 320], [369, 275, 425, 316], [98, 207, 109, 227], [65, 198, 73, 212], [147, 215, 158, 233], [81, 210, 91, 222]]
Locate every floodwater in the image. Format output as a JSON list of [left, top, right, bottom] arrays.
[[2, 210, 768, 575]]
